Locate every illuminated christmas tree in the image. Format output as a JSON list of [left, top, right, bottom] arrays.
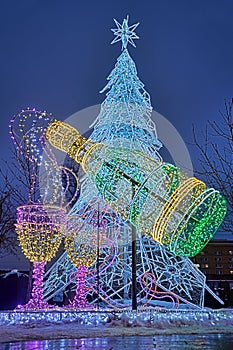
[[90, 15, 162, 158]]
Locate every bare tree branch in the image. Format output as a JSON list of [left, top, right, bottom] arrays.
[[0, 147, 41, 257], [193, 99, 233, 234]]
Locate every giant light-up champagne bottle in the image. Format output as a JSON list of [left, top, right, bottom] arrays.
[[46, 120, 227, 257]]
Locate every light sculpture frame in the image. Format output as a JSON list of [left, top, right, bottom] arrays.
[[41, 17, 226, 310], [9, 108, 80, 309], [46, 120, 227, 258]]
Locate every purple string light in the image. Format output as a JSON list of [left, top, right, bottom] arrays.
[[68, 266, 91, 309]]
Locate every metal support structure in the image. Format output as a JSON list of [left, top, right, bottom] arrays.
[[131, 224, 137, 310], [96, 203, 100, 309]]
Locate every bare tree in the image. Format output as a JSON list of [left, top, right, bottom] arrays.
[[0, 174, 18, 257], [0, 147, 34, 257], [0, 148, 41, 300], [193, 98, 233, 235]]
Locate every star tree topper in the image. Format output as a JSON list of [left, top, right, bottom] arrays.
[[111, 15, 139, 50]]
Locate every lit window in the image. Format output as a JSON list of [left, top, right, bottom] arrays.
[[215, 251, 222, 255], [229, 251, 233, 255], [201, 257, 208, 262], [215, 257, 222, 262], [230, 270, 233, 275], [201, 264, 209, 268], [216, 264, 223, 268]]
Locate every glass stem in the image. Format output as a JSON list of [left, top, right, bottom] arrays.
[[31, 261, 46, 306], [72, 265, 89, 308]]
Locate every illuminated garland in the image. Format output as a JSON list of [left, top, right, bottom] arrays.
[[46, 120, 227, 257]]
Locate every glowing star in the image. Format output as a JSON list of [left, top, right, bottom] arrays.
[[111, 15, 139, 50]]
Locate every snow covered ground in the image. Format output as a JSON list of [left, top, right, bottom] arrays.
[[0, 308, 233, 343]]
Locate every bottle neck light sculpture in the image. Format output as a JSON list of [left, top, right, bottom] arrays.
[[46, 120, 227, 258]]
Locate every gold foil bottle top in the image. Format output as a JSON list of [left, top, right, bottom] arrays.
[[46, 120, 90, 163]]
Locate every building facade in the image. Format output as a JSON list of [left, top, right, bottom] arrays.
[[192, 240, 233, 307]]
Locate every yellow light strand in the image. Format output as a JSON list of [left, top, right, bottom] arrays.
[[152, 178, 206, 243]]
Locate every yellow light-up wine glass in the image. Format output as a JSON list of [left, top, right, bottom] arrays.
[[15, 204, 66, 309], [64, 216, 97, 309]]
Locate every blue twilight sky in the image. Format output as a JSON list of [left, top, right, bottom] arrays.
[[1, 0, 232, 157], [0, 0, 232, 241]]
